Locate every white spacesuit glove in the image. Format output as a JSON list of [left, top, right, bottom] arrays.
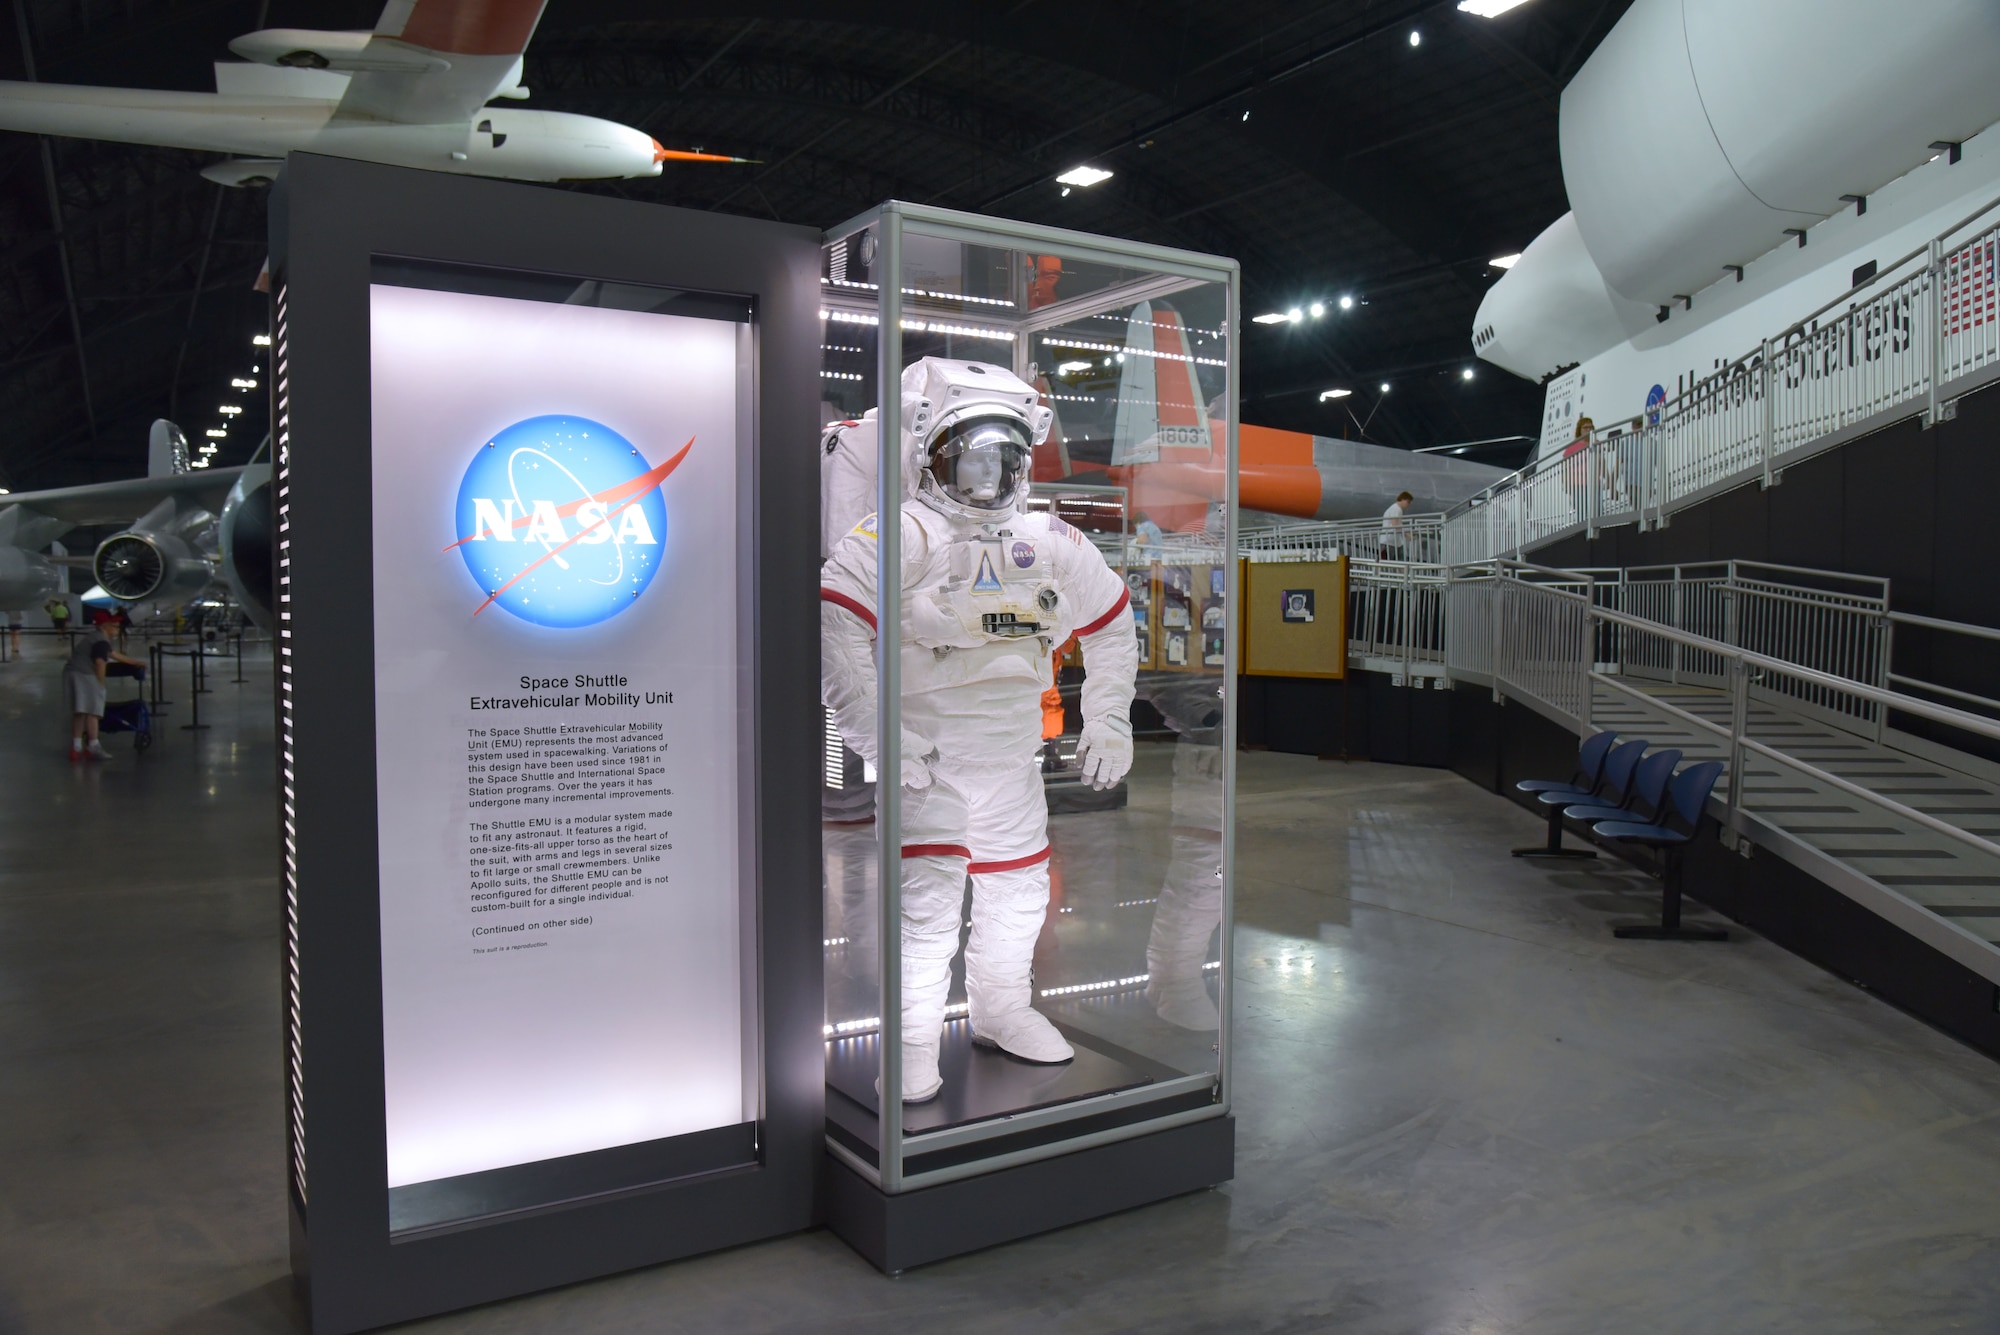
[[1074, 718, 1134, 790], [902, 731, 939, 791]]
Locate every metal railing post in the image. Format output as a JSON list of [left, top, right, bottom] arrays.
[[1671, 569, 1683, 684], [1725, 657, 1750, 848], [1585, 442, 1598, 539], [1876, 613, 1894, 744], [1927, 236, 1944, 426], [1402, 561, 1414, 682], [1759, 337, 1776, 484], [1578, 608, 1594, 731]]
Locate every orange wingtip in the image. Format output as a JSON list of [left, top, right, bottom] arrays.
[[652, 140, 756, 165]]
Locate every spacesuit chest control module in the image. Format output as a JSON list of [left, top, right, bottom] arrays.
[[820, 357, 1140, 1104]]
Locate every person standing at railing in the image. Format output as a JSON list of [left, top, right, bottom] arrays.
[[1562, 416, 1595, 526], [1378, 491, 1413, 561]]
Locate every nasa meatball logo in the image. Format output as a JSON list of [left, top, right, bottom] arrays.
[[1011, 540, 1035, 568], [449, 415, 692, 628]]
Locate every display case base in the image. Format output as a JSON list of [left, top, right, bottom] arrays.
[[823, 1113, 1234, 1273]]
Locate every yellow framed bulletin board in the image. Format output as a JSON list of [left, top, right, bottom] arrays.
[[1241, 557, 1348, 679]]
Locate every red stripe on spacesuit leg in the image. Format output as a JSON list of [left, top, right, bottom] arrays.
[[820, 588, 877, 631], [1075, 587, 1131, 637], [967, 846, 1052, 874], [902, 843, 971, 860]]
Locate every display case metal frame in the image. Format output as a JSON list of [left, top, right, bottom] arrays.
[[819, 200, 1239, 1264], [270, 154, 824, 1333]]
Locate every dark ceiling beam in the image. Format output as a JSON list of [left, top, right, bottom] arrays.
[[12, 0, 95, 443]]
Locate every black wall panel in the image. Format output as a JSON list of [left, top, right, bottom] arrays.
[[1236, 671, 1449, 766]]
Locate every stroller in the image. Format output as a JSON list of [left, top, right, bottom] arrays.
[[101, 660, 152, 753]]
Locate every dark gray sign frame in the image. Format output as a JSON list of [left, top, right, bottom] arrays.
[[269, 154, 822, 1334]]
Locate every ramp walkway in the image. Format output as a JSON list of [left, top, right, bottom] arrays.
[[1437, 560, 2000, 985]]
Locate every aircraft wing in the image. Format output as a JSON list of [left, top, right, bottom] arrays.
[[332, 0, 548, 125], [1, 468, 246, 529]]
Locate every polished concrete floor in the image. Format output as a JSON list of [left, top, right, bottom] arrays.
[[5, 638, 2000, 1333]]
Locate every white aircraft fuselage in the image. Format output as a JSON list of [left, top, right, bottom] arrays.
[[0, 78, 662, 183]]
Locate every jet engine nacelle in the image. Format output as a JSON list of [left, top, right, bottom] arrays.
[[0, 545, 61, 611], [220, 463, 274, 631], [93, 528, 213, 607]]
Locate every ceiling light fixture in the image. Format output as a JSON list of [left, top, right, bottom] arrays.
[[1286, 308, 1304, 323], [231, 377, 257, 389], [1379, 382, 1391, 393], [206, 427, 227, 438], [1251, 312, 1289, 325], [1056, 165, 1113, 188], [1461, 367, 1476, 380], [1489, 253, 1522, 269], [1319, 388, 1352, 401], [1457, 0, 1532, 15], [219, 404, 243, 415], [1408, 28, 1422, 46], [253, 333, 271, 346], [1308, 301, 1326, 318], [1056, 360, 1093, 375], [1338, 294, 1354, 310]]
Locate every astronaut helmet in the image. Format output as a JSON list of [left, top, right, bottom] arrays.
[[899, 357, 1053, 521]]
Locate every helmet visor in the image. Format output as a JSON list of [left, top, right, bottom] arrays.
[[928, 417, 1032, 510]]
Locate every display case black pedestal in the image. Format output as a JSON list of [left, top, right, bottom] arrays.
[[823, 1114, 1235, 1273]]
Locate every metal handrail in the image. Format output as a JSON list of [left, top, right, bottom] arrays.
[[1478, 561, 2000, 857], [1443, 183, 2000, 562], [1590, 667, 2000, 865], [1581, 599, 2000, 744], [1890, 608, 2000, 643]]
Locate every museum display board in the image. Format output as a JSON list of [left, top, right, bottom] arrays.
[[1242, 557, 1349, 678], [816, 201, 1238, 1270], [270, 154, 822, 1333]]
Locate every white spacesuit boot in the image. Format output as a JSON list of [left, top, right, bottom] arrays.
[[966, 859, 1074, 1063]]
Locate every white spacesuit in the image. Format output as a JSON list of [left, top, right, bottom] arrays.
[[821, 357, 1140, 1104], [820, 408, 878, 559]]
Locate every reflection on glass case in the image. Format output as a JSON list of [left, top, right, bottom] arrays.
[[816, 202, 1236, 1265]]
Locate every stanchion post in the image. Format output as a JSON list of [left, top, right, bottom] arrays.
[[181, 646, 209, 730]]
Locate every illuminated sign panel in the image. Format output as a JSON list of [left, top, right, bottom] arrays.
[[368, 280, 749, 1195]]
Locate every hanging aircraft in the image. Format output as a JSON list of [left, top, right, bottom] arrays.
[[0, 422, 272, 629], [0, 0, 747, 187]]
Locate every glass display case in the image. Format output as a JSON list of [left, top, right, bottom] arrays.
[[816, 201, 1238, 1263]]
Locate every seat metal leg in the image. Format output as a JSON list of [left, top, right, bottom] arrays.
[[1614, 847, 1726, 941], [1514, 806, 1597, 859]]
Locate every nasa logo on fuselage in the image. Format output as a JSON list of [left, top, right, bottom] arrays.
[[450, 415, 693, 628]]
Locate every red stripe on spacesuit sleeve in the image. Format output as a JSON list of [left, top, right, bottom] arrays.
[[820, 588, 877, 631], [1075, 587, 1131, 637], [902, 843, 971, 860], [967, 846, 1052, 874]]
